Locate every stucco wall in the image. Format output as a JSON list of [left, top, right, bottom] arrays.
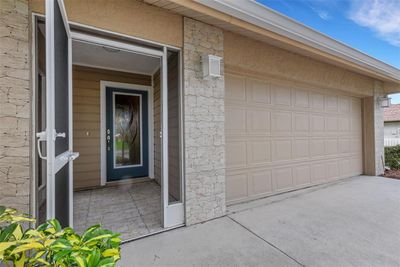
[[30, 0, 183, 48], [224, 31, 375, 98], [0, 0, 30, 212], [183, 18, 226, 225], [373, 81, 385, 175], [363, 81, 385, 176]]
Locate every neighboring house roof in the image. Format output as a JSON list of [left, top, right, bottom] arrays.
[[384, 104, 400, 122], [146, 0, 400, 91]]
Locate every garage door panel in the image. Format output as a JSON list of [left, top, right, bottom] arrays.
[[293, 165, 311, 186], [293, 113, 309, 133], [247, 109, 271, 134], [226, 141, 247, 168], [226, 107, 246, 133], [351, 157, 363, 174], [225, 73, 363, 204], [273, 84, 291, 106], [351, 98, 362, 114], [247, 140, 271, 165], [310, 139, 325, 157], [338, 138, 351, 154], [311, 114, 325, 132], [226, 173, 248, 201], [293, 89, 310, 108], [311, 163, 326, 183], [248, 78, 271, 104], [325, 95, 338, 112], [326, 116, 338, 132], [293, 139, 309, 159], [338, 117, 351, 132], [249, 170, 273, 196], [272, 111, 292, 133], [225, 74, 246, 101], [351, 137, 362, 153], [351, 114, 363, 133], [339, 159, 351, 177], [326, 160, 340, 180], [339, 96, 351, 114], [272, 139, 292, 161], [273, 168, 293, 191], [311, 93, 325, 111], [325, 138, 338, 156]]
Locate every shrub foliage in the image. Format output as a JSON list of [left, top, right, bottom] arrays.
[[385, 145, 400, 169], [0, 206, 121, 267]]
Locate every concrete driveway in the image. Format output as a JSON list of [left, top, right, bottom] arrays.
[[120, 176, 400, 266]]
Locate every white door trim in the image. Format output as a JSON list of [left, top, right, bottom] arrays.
[[100, 81, 154, 185]]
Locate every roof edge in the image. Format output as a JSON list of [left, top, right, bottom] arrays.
[[194, 0, 400, 82]]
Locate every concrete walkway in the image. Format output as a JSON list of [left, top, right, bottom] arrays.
[[120, 176, 400, 266]]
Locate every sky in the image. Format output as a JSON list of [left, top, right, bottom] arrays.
[[256, 0, 400, 103]]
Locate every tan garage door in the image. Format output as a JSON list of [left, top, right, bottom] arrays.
[[225, 73, 363, 205]]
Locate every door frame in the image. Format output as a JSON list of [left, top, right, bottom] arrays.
[[44, 0, 76, 226], [100, 81, 154, 185], [31, 13, 186, 229]]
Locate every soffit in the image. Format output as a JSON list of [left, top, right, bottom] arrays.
[[143, 0, 400, 85]]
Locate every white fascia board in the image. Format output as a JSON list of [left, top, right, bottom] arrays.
[[194, 0, 400, 81]]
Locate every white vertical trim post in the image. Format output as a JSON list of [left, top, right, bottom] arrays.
[[31, 15, 38, 225], [45, 0, 55, 220], [161, 47, 169, 227], [100, 83, 106, 185], [68, 36, 73, 227]]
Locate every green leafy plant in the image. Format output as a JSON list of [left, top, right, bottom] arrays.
[[0, 206, 121, 267], [385, 145, 400, 169]]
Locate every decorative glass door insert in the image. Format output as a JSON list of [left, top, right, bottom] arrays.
[[114, 93, 142, 167], [106, 87, 149, 181]]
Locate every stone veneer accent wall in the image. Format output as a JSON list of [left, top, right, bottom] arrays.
[[373, 81, 385, 175], [0, 0, 30, 212], [183, 18, 226, 225], [363, 81, 385, 176]]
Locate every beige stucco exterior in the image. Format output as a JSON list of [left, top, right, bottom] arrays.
[[224, 31, 375, 98], [30, 0, 183, 47], [0, 0, 397, 229]]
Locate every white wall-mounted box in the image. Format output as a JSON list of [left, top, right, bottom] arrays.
[[202, 54, 222, 78]]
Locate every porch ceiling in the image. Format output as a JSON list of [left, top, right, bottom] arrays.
[[72, 40, 160, 75]]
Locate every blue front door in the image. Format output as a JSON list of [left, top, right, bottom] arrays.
[[106, 87, 149, 181]]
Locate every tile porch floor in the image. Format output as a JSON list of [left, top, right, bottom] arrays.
[[73, 180, 162, 240]]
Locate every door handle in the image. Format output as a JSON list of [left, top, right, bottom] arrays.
[[107, 129, 111, 151], [53, 129, 66, 140], [36, 131, 47, 160], [55, 132, 66, 138], [36, 130, 68, 160], [68, 151, 79, 161]]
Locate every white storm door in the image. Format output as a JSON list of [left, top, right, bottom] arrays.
[[45, 0, 78, 227]]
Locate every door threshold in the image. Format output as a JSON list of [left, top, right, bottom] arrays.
[[121, 224, 185, 244], [105, 177, 154, 187]]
